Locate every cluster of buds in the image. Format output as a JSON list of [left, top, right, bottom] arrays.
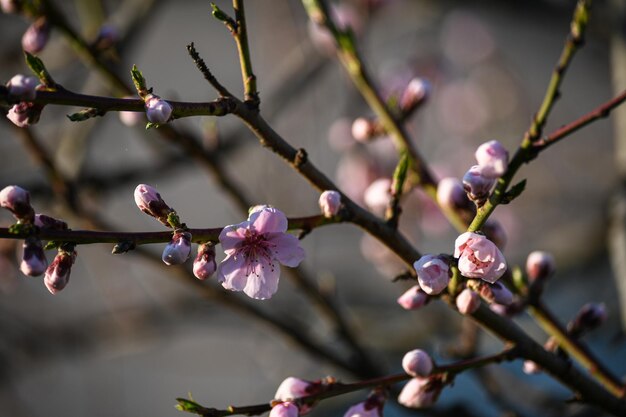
[[462, 140, 509, 205], [5, 73, 44, 127], [134, 184, 196, 267], [274, 376, 328, 415], [397, 349, 442, 408]]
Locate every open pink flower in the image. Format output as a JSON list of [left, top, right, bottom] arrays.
[[454, 232, 506, 283], [217, 206, 305, 300]]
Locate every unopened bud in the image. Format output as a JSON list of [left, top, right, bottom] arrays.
[[436, 177, 468, 209], [7, 74, 38, 100], [343, 400, 383, 417], [134, 184, 173, 226], [414, 254, 450, 295], [44, 249, 76, 294], [522, 360, 541, 375], [1, 0, 20, 13], [269, 402, 299, 417], [490, 281, 513, 306], [193, 242, 216, 280], [145, 94, 172, 124], [456, 288, 480, 314], [398, 377, 442, 409], [6, 101, 43, 127], [351, 117, 375, 142], [22, 17, 50, 54], [0, 185, 34, 222], [399, 78, 430, 111], [475, 140, 509, 178], [20, 237, 47, 276], [275, 377, 319, 415], [35, 214, 68, 230], [462, 165, 495, 204], [526, 251, 555, 282], [318, 190, 341, 218], [402, 349, 434, 377], [569, 303, 607, 337], [162, 231, 192, 265], [397, 285, 428, 310]]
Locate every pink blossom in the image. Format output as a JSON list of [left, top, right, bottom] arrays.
[[0, 185, 34, 222], [456, 288, 480, 314], [145, 94, 172, 124], [22, 17, 50, 54], [402, 349, 434, 377], [414, 254, 450, 295], [318, 190, 341, 218], [270, 402, 299, 417], [343, 401, 382, 417], [397, 285, 428, 310], [398, 377, 441, 409], [454, 232, 506, 283], [44, 250, 76, 294], [7, 101, 43, 127], [217, 206, 305, 300], [7, 74, 38, 100], [20, 237, 47, 276], [475, 140, 509, 178], [162, 231, 191, 265], [526, 250, 555, 282], [193, 242, 217, 280], [462, 165, 495, 203]]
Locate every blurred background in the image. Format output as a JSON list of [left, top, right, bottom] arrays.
[[0, 0, 625, 416]]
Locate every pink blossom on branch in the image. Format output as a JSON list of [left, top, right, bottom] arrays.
[[414, 254, 450, 295], [269, 402, 299, 417], [397, 285, 429, 310], [454, 232, 506, 283], [217, 206, 305, 300], [402, 349, 434, 377]]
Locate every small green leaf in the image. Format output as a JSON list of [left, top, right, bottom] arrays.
[[24, 52, 55, 87], [145, 122, 158, 130], [175, 398, 203, 414], [44, 241, 60, 250], [131, 65, 148, 97], [501, 179, 526, 204], [66, 108, 106, 122]]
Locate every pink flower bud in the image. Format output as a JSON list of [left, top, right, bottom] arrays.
[[456, 288, 480, 314], [44, 250, 76, 294], [523, 360, 541, 375], [1, 0, 20, 13], [162, 231, 192, 265], [364, 178, 392, 215], [343, 401, 382, 417], [569, 303, 607, 336], [0, 185, 34, 222], [275, 377, 318, 415], [318, 190, 341, 218], [270, 402, 299, 417], [351, 117, 375, 142], [397, 285, 429, 310], [399, 78, 430, 111], [402, 349, 434, 377], [398, 377, 441, 409], [145, 94, 173, 124], [20, 237, 47, 276], [193, 242, 216, 280], [526, 251, 555, 282], [414, 254, 450, 295], [22, 17, 50, 54], [7, 74, 38, 100], [454, 232, 506, 283], [490, 281, 513, 305], [475, 140, 509, 178], [7, 101, 43, 127], [436, 177, 468, 209], [462, 165, 495, 204], [134, 184, 173, 226], [34, 214, 68, 230]]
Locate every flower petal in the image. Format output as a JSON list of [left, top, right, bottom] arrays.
[[217, 254, 248, 291], [250, 207, 288, 234], [219, 222, 249, 254], [268, 233, 305, 267], [243, 256, 280, 300]]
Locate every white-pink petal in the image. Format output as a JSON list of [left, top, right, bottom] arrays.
[[250, 207, 288, 234], [270, 233, 305, 267]]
